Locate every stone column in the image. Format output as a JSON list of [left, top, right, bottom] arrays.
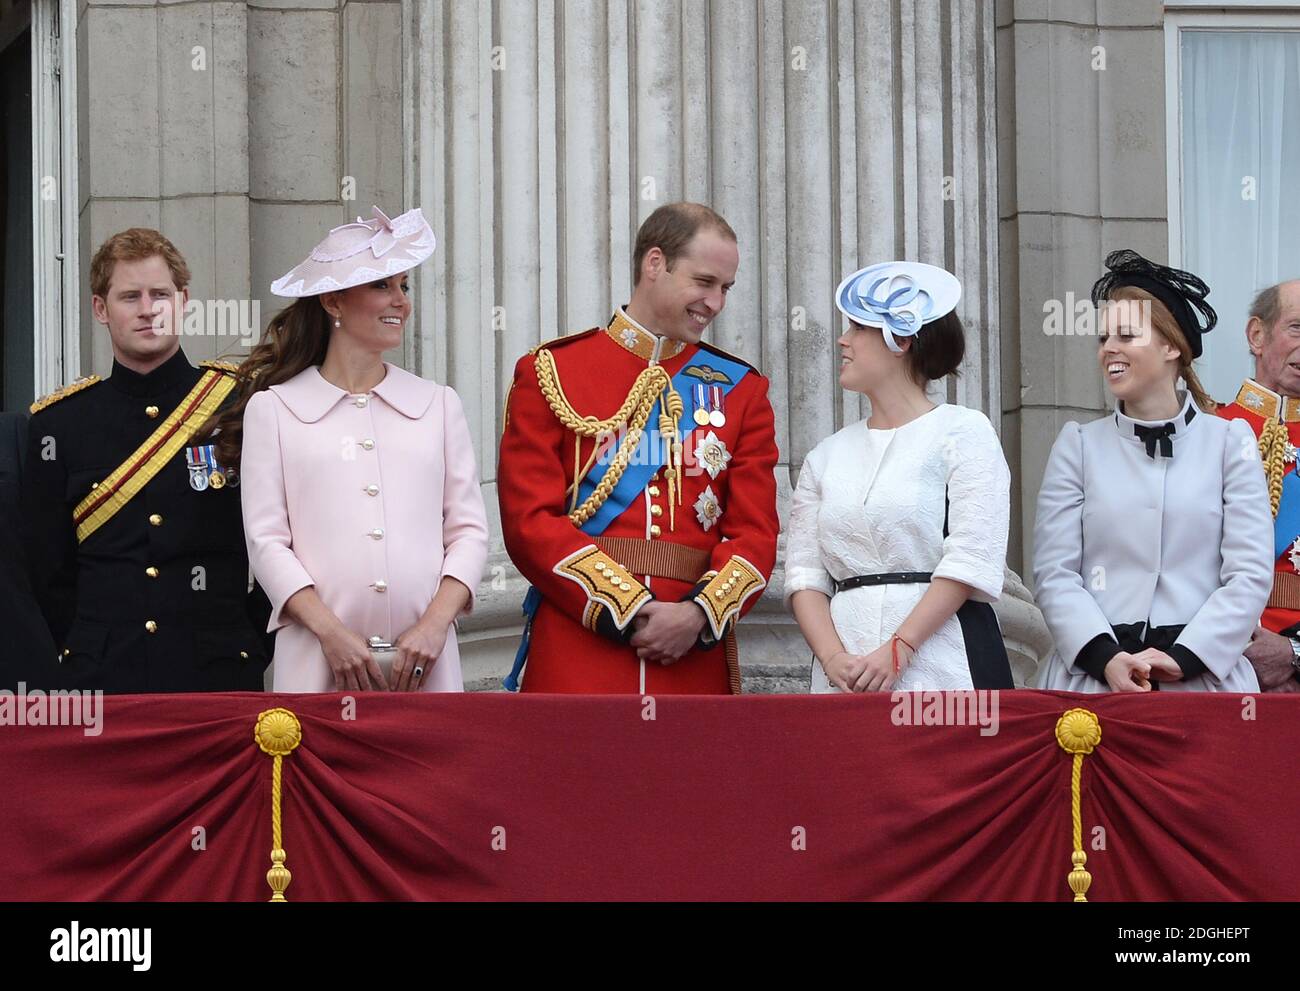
[[996, 0, 1169, 574], [408, 0, 1036, 688]]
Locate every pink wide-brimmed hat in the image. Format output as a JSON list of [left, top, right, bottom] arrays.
[[270, 205, 436, 298]]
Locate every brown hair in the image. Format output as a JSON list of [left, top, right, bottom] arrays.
[[632, 202, 737, 285], [206, 297, 333, 468], [904, 311, 965, 383], [90, 228, 191, 298], [1108, 286, 1214, 412]]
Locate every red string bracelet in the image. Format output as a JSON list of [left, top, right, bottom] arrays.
[[890, 633, 918, 675]]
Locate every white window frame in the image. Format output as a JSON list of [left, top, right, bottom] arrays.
[[30, 0, 79, 395], [1164, 5, 1300, 269]]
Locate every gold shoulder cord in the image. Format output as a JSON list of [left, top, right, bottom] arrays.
[[534, 348, 684, 529], [1259, 418, 1287, 518]]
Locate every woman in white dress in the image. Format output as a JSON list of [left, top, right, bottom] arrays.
[[784, 262, 1012, 693], [1034, 250, 1273, 693]]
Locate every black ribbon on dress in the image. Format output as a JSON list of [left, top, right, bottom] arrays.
[[1133, 422, 1176, 459]]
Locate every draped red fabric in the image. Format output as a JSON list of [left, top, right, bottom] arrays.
[[0, 690, 1295, 901]]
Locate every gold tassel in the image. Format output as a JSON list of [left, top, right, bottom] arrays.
[[570, 435, 582, 513], [255, 708, 303, 902], [1259, 418, 1287, 519], [660, 386, 684, 531], [1054, 708, 1101, 901]]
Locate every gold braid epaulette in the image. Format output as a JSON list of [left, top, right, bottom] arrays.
[[30, 375, 102, 414], [1259, 418, 1288, 519], [199, 359, 241, 375], [533, 347, 683, 526]]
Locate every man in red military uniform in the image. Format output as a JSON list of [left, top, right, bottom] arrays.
[[498, 202, 778, 694], [1217, 278, 1300, 692]]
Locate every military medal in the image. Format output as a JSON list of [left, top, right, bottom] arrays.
[[693, 383, 726, 428], [694, 485, 723, 532], [185, 444, 236, 491], [708, 385, 726, 428], [692, 385, 711, 426], [186, 446, 210, 491], [694, 431, 732, 480], [201, 444, 227, 488]]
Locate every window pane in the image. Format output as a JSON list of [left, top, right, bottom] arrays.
[[1182, 30, 1300, 402], [1, 30, 34, 413]]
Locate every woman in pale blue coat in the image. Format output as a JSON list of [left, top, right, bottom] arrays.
[[1034, 251, 1272, 693]]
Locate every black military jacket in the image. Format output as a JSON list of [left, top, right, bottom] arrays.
[[23, 348, 270, 692], [0, 413, 59, 690]]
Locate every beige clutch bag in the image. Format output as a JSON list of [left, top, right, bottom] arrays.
[[369, 643, 398, 685]]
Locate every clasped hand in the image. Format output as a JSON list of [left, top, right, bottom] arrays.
[[630, 600, 707, 665], [1103, 648, 1183, 692], [823, 638, 915, 693], [390, 620, 449, 692], [319, 619, 448, 692], [1243, 626, 1299, 691]]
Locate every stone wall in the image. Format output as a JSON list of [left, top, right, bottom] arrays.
[[996, 0, 1169, 575], [74, 0, 405, 375]]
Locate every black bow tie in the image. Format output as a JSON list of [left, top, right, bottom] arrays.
[[1133, 422, 1176, 459]]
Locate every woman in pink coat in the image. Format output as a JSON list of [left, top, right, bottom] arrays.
[[211, 206, 488, 692]]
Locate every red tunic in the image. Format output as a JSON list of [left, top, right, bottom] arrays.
[[1216, 379, 1300, 635], [498, 310, 779, 694]]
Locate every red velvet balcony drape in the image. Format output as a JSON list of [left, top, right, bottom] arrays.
[[0, 691, 1295, 901]]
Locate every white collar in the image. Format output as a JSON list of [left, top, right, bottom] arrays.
[[1114, 391, 1199, 458]]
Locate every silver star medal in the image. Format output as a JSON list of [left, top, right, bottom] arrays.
[[1290, 536, 1300, 573], [694, 431, 732, 480], [694, 485, 723, 531], [1287, 440, 1298, 465]]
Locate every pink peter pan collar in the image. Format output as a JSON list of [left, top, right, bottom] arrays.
[[268, 363, 437, 423]]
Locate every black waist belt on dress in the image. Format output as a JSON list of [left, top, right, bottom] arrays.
[[834, 572, 933, 593], [829, 570, 1015, 690]]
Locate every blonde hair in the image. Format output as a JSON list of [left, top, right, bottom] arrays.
[[1107, 286, 1215, 413]]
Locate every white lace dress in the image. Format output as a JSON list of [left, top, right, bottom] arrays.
[[783, 404, 1011, 692]]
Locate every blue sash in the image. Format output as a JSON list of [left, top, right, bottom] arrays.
[[1275, 466, 1300, 560], [503, 348, 751, 690]]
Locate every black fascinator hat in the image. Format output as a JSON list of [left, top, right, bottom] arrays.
[[1091, 249, 1217, 358]]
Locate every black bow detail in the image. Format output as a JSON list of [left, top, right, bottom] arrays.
[[1110, 621, 1185, 652], [1133, 422, 1176, 459]]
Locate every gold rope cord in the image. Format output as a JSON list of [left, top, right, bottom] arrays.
[[1259, 418, 1287, 518], [255, 708, 303, 902], [1055, 708, 1101, 902], [659, 389, 685, 530], [535, 348, 683, 526]]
